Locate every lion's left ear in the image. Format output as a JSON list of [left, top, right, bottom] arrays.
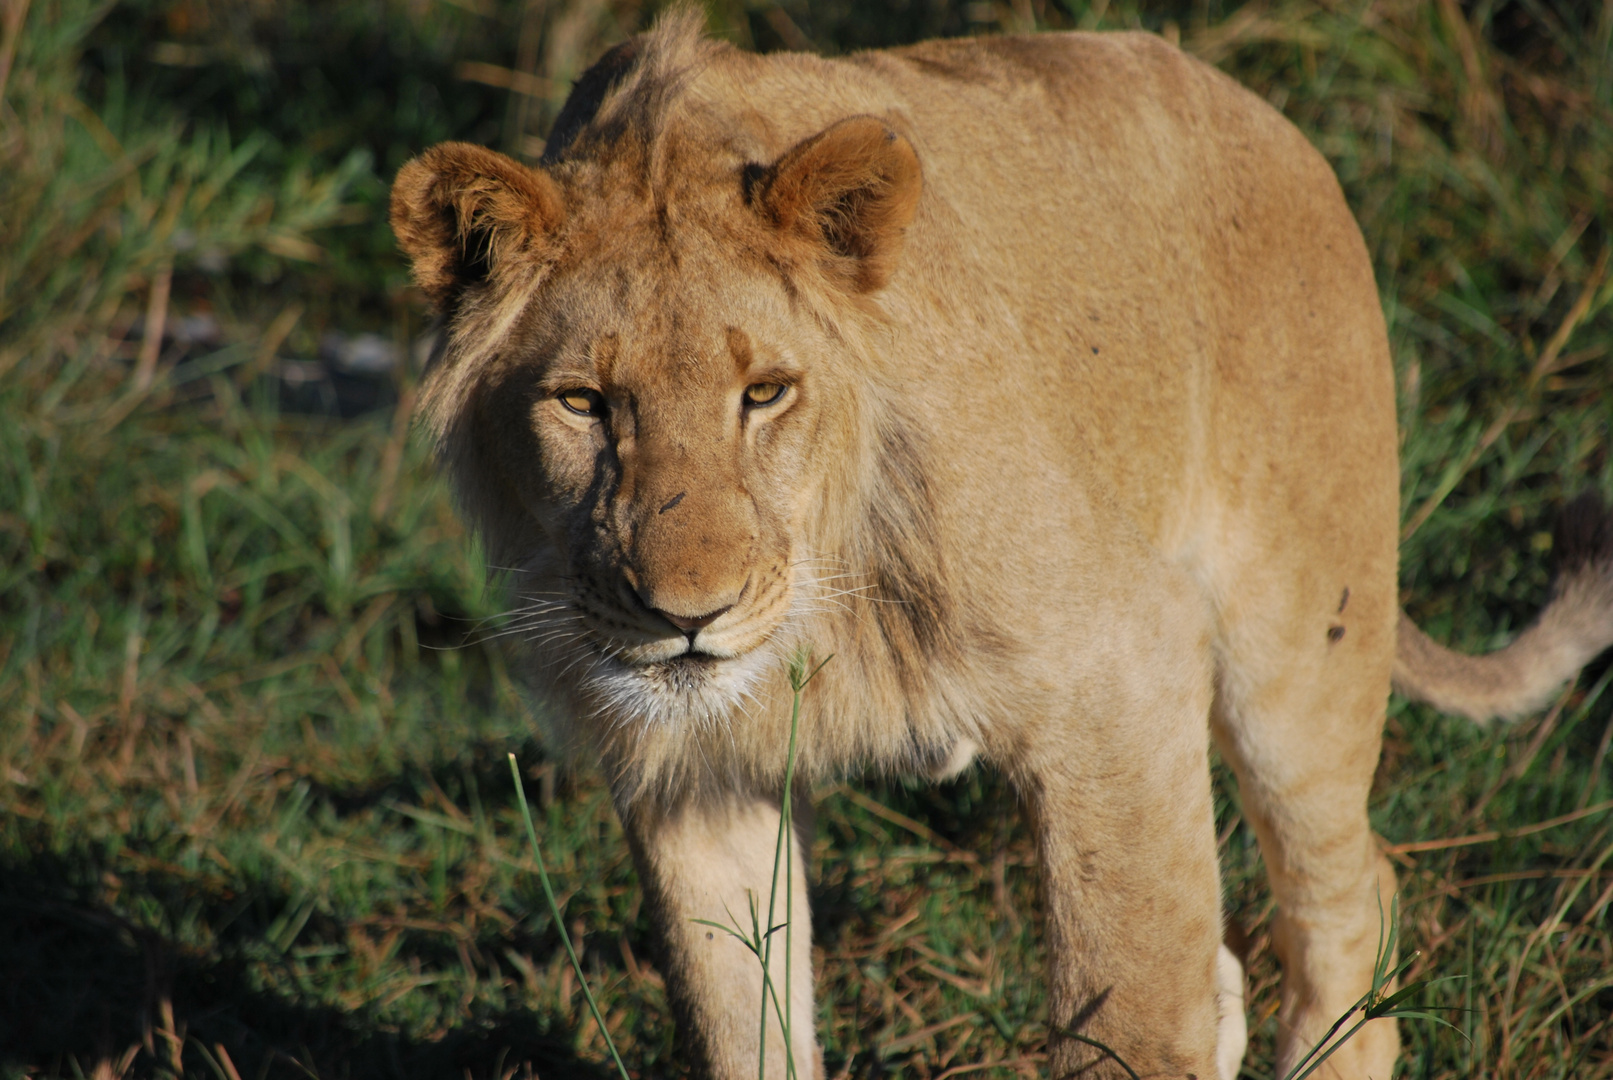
[[391, 142, 566, 309], [753, 117, 922, 294]]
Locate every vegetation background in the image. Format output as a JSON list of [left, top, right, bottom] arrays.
[[1, 0, 1610, 1077]]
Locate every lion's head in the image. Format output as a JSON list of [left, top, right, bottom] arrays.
[[391, 19, 930, 772]]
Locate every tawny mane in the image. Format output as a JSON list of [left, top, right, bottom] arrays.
[[538, 9, 714, 170]]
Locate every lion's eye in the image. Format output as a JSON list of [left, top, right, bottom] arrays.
[[743, 382, 787, 408], [559, 389, 604, 417]]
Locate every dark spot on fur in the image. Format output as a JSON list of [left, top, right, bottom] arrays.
[[726, 326, 754, 373], [1327, 624, 1345, 643], [541, 37, 641, 165], [1338, 586, 1350, 613], [659, 491, 686, 514], [1553, 492, 1613, 575], [740, 162, 768, 205]]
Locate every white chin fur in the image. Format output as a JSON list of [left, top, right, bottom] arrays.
[[582, 646, 773, 730]]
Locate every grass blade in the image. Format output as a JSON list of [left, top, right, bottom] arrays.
[[507, 753, 632, 1080]]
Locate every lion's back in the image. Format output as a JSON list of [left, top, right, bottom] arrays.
[[825, 32, 1396, 561]]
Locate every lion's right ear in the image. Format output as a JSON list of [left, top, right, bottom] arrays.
[[390, 142, 566, 308]]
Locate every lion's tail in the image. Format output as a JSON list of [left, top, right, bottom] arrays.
[[1393, 493, 1613, 724]]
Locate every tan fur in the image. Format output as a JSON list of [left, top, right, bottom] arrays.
[[1394, 573, 1613, 722], [392, 14, 1613, 1078]]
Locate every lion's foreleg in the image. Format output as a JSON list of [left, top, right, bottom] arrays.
[[622, 793, 819, 1080], [1015, 604, 1224, 1078]]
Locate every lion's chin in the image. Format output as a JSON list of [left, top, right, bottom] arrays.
[[581, 646, 772, 730]]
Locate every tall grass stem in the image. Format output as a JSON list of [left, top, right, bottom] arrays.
[[507, 753, 632, 1080], [757, 652, 831, 1080]]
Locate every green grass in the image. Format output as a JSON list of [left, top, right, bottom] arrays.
[[1, 0, 1611, 1077]]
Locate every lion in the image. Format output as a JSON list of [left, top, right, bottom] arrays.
[[390, 14, 1613, 1079]]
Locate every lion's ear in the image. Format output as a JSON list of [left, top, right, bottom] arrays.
[[754, 117, 922, 294], [390, 142, 566, 308]]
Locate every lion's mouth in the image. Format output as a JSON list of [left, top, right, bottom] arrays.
[[578, 636, 772, 726], [668, 648, 721, 664], [651, 649, 721, 673], [556, 574, 793, 720], [643, 651, 722, 690]]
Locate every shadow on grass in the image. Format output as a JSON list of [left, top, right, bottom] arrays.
[[297, 737, 562, 821], [0, 850, 619, 1080], [809, 767, 1027, 947]]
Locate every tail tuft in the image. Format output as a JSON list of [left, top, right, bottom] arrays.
[[1553, 491, 1613, 576], [1395, 494, 1613, 724]]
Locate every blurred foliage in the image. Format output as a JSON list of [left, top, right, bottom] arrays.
[[0, 0, 1610, 1078]]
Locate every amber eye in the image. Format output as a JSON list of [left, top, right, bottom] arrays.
[[558, 389, 604, 417], [743, 382, 787, 408]]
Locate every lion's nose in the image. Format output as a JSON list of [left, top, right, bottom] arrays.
[[653, 604, 732, 634]]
